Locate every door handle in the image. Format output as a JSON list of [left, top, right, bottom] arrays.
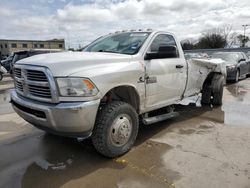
[[176, 65, 184, 69]]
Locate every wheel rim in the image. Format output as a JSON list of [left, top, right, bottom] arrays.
[[109, 114, 133, 147]]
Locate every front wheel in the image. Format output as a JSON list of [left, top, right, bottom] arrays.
[[92, 101, 139, 158], [0, 73, 3, 81]]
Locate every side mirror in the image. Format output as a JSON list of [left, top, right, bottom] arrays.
[[145, 45, 178, 60], [238, 58, 246, 63]]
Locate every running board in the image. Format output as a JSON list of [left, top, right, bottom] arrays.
[[142, 112, 179, 125]]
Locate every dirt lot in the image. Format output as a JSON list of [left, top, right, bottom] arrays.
[[0, 78, 250, 188]]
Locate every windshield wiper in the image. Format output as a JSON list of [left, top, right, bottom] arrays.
[[98, 50, 120, 54]]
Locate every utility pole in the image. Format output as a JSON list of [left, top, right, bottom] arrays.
[[242, 24, 250, 47]]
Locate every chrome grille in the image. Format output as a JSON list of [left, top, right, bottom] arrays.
[[15, 80, 24, 92], [27, 70, 48, 82], [28, 85, 51, 98], [13, 65, 58, 103], [14, 68, 21, 78]]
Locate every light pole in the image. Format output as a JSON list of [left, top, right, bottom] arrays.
[[242, 24, 250, 47]]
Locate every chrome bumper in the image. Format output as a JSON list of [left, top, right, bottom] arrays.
[[10, 90, 100, 137]]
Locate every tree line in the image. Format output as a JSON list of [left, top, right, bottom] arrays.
[[182, 25, 250, 50]]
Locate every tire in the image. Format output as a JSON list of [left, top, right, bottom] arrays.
[[0, 73, 3, 81], [92, 101, 139, 158], [211, 74, 224, 106], [201, 83, 212, 105], [235, 69, 239, 82]]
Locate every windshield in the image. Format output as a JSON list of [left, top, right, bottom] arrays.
[[84, 32, 150, 55], [211, 53, 239, 64]]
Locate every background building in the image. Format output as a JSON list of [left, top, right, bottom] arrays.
[[0, 39, 65, 57]]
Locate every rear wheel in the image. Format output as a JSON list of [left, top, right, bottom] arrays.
[[202, 74, 224, 106], [212, 75, 224, 105], [92, 101, 139, 158], [201, 83, 212, 105]]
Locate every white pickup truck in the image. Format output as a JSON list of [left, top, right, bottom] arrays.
[[10, 30, 226, 157]]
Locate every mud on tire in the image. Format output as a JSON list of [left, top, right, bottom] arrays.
[[92, 101, 139, 158]]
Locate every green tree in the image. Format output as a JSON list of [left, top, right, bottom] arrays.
[[237, 34, 249, 47], [197, 33, 227, 49], [181, 41, 196, 50]]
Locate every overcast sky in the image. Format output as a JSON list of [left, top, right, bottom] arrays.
[[0, 0, 250, 48]]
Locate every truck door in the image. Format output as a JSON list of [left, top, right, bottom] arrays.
[[144, 34, 187, 108]]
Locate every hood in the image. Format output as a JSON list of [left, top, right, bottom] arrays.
[[16, 51, 132, 76]]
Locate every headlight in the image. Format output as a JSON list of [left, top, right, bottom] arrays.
[[56, 77, 98, 97]]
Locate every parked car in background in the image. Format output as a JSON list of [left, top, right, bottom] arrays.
[[9, 49, 63, 74], [0, 64, 7, 81], [211, 52, 250, 82], [0, 55, 8, 61], [0, 54, 14, 72], [184, 52, 209, 60], [246, 51, 250, 58]]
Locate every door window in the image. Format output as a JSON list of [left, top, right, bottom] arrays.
[[149, 34, 179, 57]]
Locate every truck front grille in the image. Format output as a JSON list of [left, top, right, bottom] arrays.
[[28, 84, 52, 98], [15, 80, 24, 92], [14, 68, 21, 78], [13, 65, 58, 103], [27, 70, 48, 82]]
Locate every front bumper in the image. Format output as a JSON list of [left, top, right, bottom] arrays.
[[10, 90, 100, 137], [226, 68, 237, 80]]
